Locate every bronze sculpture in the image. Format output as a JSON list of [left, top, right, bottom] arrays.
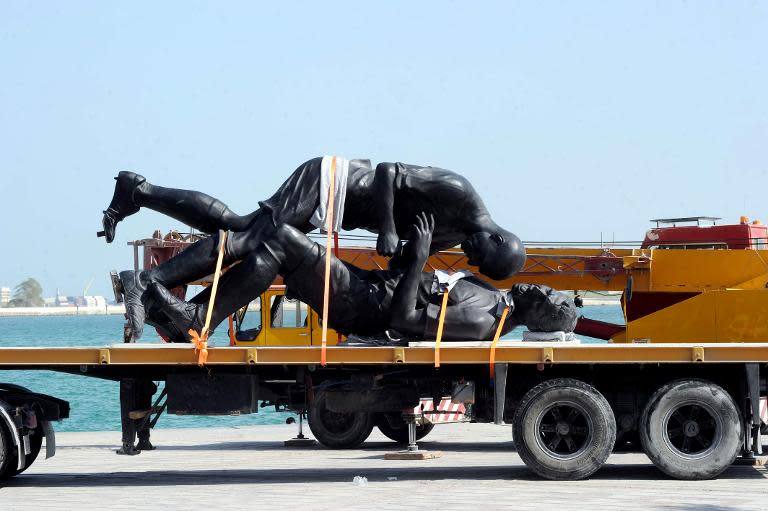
[[139, 213, 576, 343], [101, 157, 526, 340], [101, 158, 523, 278]]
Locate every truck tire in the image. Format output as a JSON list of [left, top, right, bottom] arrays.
[[0, 422, 43, 479], [0, 419, 14, 479], [513, 378, 616, 480], [640, 379, 741, 480], [308, 390, 374, 449], [376, 413, 434, 443]]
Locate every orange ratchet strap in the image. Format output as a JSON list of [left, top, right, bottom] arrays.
[[433, 290, 450, 368], [188, 230, 228, 366], [334, 232, 342, 343], [320, 156, 338, 366], [227, 315, 236, 346], [489, 305, 511, 380]]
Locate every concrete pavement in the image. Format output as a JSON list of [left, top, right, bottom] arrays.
[[2, 423, 766, 510]]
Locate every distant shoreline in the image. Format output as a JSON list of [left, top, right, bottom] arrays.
[[0, 305, 126, 317], [580, 299, 621, 306]]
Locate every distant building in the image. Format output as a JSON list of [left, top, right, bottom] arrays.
[[0, 287, 10, 306], [73, 296, 107, 308], [92, 296, 107, 308]]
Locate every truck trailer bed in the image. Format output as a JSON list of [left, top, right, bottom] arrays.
[[2, 342, 768, 367]]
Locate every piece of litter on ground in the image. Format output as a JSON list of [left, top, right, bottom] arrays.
[[387, 476, 397, 481], [353, 476, 368, 486]]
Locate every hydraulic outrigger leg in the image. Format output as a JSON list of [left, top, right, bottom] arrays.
[[284, 412, 316, 447], [384, 410, 443, 460], [735, 363, 766, 466]]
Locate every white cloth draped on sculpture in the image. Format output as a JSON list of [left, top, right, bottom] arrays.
[[310, 155, 349, 233], [431, 269, 474, 294]]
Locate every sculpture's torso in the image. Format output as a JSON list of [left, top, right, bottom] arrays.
[[344, 161, 490, 251]]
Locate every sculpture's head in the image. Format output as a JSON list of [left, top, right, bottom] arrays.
[[510, 284, 578, 332], [461, 229, 526, 280]]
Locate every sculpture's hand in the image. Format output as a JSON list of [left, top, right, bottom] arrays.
[[410, 212, 435, 263], [377, 230, 400, 257]]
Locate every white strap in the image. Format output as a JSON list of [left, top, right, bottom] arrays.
[[310, 155, 349, 233]]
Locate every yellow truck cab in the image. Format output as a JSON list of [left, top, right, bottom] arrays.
[[232, 285, 342, 347]]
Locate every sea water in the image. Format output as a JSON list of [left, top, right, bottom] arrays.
[[0, 306, 622, 432], [0, 315, 295, 432]]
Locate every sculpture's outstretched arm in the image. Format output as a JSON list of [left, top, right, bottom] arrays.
[[373, 162, 400, 257], [390, 212, 434, 334]]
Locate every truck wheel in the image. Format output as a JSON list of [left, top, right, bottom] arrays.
[[308, 391, 374, 449], [376, 413, 434, 443], [0, 419, 14, 479], [640, 379, 741, 480], [0, 423, 43, 479], [513, 378, 616, 480]]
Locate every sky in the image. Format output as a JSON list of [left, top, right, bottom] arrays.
[[0, 1, 766, 298]]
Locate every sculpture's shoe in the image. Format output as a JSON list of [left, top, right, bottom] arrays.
[[119, 270, 147, 341], [142, 282, 186, 342], [143, 281, 205, 343], [99, 171, 146, 243]]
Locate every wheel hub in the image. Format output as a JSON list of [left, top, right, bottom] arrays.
[[322, 409, 355, 433], [683, 420, 700, 437], [664, 403, 720, 457], [535, 403, 593, 460]]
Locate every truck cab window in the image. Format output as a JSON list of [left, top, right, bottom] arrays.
[[235, 297, 262, 341], [270, 295, 308, 328]]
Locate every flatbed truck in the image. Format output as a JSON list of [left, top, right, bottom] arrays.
[[3, 217, 768, 481], [1, 341, 767, 481]]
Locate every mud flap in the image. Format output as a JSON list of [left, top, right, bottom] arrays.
[[41, 420, 55, 459], [494, 363, 508, 425]]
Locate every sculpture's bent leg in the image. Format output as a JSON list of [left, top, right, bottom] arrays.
[[142, 224, 363, 341], [142, 227, 302, 341], [147, 212, 275, 288], [122, 213, 278, 341], [144, 246, 281, 341], [119, 230, 235, 341], [134, 182, 260, 233], [143, 282, 205, 341], [100, 171, 260, 242]]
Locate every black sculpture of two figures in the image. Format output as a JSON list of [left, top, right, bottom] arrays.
[[98, 156, 577, 344]]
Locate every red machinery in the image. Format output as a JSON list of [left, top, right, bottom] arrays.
[[643, 216, 768, 250]]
